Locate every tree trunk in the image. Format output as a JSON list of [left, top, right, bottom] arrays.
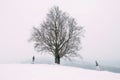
[[55, 43, 60, 64], [55, 53, 60, 64]]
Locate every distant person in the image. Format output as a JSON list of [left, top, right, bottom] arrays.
[[32, 56, 35, 64], [95, 60, 100, 71]]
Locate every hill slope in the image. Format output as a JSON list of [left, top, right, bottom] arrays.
[[0, 64, 120, 80]]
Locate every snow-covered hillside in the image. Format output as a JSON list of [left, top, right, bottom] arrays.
[[0, 64, 120, 80], [20, 55, 120, 73]]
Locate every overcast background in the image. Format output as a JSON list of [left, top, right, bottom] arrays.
[[0, 0, 120, 67]]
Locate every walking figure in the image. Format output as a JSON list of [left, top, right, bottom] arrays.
[[95, 60, 100, 71], [32, 56, 35, 64]]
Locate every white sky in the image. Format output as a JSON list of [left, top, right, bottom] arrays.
[[0, 0, 120, 65]]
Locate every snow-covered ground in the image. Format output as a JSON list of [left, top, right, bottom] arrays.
[[20, 55, 120, 73], [0, 64, 120, 80]]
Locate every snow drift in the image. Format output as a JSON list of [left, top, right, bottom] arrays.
[[0, 64, 120, 80]]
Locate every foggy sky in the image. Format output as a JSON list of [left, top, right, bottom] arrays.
[[0, 0, 120, 66]]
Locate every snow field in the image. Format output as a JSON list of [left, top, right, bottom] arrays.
[[0, 64, 120, 80]]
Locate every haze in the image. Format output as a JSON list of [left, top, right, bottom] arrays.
[[0, 0, 120, 67]]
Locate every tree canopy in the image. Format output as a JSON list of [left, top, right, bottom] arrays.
[[30, 6, 84, 64]]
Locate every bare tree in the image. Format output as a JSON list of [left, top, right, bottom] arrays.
[[29, 6, 84, 64]]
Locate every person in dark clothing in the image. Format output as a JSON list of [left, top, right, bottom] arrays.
[[32, 56, 35, 64], [95, 60, 98, 66], [95, 60, 100, 71]]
